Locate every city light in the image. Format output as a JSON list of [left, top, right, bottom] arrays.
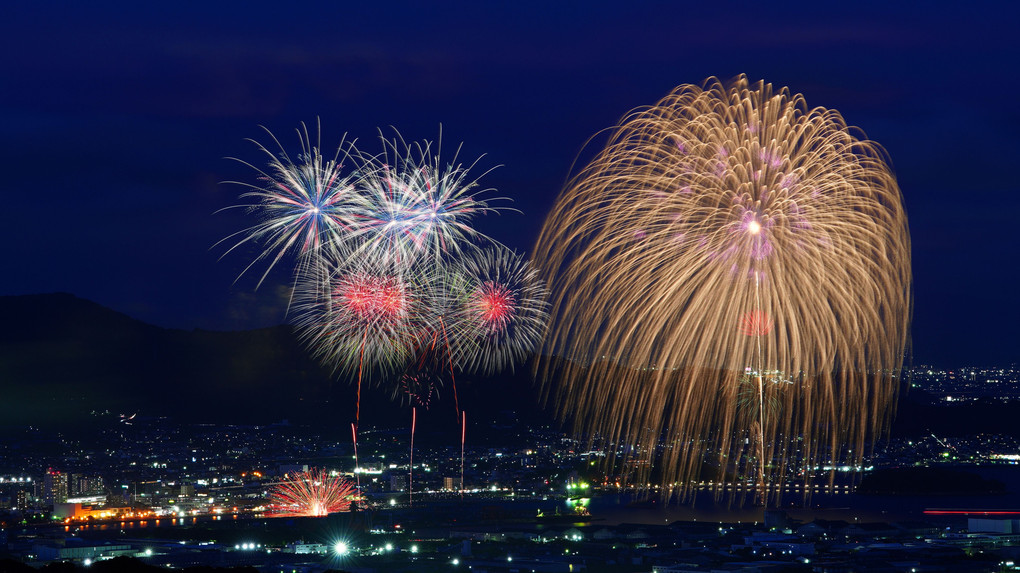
[[235, 542, 261, 551], [13, 363, 1020, 571]]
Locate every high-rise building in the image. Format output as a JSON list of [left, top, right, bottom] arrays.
[[443, 476, 462, 491], [43, 470, 69, 506], [70, 474, 105, 497], [15, 490, 29, 510], [389, 474, 408, 492]]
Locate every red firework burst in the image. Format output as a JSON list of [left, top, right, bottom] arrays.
[[740, 310, 773, 336], [471, 280, 517, 334], [401, 368, 439, 408], [293, 260, 422, 381], [452, 246, 550, 375], [334, 273, 407, 323], [269, 469, 357, 517]]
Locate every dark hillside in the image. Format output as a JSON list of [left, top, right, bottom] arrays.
[[0, 293, 554, 431]]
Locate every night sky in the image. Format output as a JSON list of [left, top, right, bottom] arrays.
[[2, 2, 1017, 367]]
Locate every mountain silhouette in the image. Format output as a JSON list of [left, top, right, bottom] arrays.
[[0, 293, 554, 431], [5, 293, 1015, 440]]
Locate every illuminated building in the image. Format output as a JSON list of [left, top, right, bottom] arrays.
[[15, 490, 29, 510], [970, 518, 1020, 534], [43, 470, 69, 506], [70, 474, 105, 497], [33, 541, 132, 562], [53, 503, 142, 520], [390, 474, 408, 492]]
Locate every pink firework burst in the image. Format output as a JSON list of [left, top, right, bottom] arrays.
[[740, 309, 773, 337], [269, 469, 357, 517]]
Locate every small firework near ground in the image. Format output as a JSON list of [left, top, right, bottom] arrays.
[[269, 469, 358, 517]]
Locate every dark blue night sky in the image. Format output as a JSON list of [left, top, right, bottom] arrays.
[[2, 1, 1017, 367]]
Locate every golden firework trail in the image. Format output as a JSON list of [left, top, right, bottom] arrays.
[[535, 76, 911, 502]]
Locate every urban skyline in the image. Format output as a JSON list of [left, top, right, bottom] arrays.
[[5, 385, 1020, 571]]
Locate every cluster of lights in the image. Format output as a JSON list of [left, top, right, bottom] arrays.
[[367, 542, 397, 556], [234, 542, 261, 551], [62, 508, 159, 524]]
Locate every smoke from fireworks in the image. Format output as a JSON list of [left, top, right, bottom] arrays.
[[535, 75, 911, 500], [269, 469, 357, 517]]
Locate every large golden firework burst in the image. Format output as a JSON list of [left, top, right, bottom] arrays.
[[535, 75, 911, 501]]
